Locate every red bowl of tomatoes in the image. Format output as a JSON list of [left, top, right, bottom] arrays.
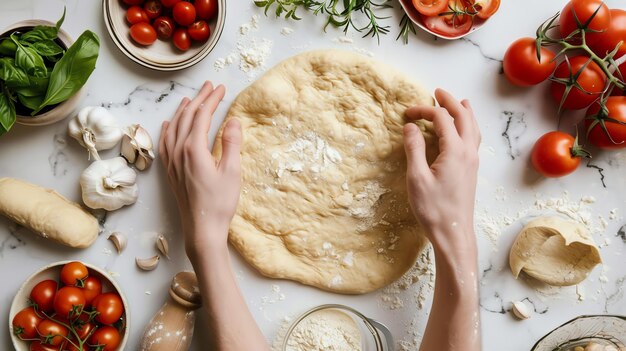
[[103, 0, 225, 71], [398, 0, 500, 40], [9, 261, 130, 351]]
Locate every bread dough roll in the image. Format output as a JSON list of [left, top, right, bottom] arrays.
[[0, 178, 99, 248], [509, 216, 601, 286]]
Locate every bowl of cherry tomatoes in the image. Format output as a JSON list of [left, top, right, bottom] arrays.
[[398, 0, 500, 39], [9, 261, 129, 351], [103, 0, 225, 71]]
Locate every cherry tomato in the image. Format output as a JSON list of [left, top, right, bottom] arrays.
[[36, 319, 68, 346], [144, 0, 163, 20], [54, 286, 86, 319], [74, 320, 96, 340], [559, 0, 611, 40], [93, 293, 124, 325], [81, 276, 102, 306], [503, 37, 556, 87], [531, 131, 583, 178], [30, 279, 58, 313], [122, 0, 145, 5], [173, 28, 191, 51], [12, 307, 43, 339], [550, 56, 607, 110], [588, 9, 626, 59], [126, 6, 149, 25], [412, 0, 447, 16], [468, 0, 500, 19], [194, 0, 218, 21], [65, 343, 87, 351], [188, 20, 211, 42], [585, 96, 626, 149], [130, 22, 158, 46], [160, 0, 181, 8], [89, 326, 121, 351], [153, 16, 176, 39], [29, 341, 60, 351], [60, 262, 88, 286], [173, 2, 197, 26]]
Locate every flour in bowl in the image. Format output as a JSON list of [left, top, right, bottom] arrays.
[[286, 309, 362, 351]]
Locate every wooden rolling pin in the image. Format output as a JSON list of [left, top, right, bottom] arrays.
[[139, 271, 202, 351]]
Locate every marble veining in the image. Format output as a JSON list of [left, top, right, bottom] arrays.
[[0, 223, 26, 258], [500, 111, 527, 161], [586, 161, 608, 188], [460, 37, 503, 64], [48, 133, 69, 177], [100, 81, 198, 110]]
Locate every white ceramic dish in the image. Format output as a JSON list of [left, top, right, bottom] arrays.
[[9, 261, 130, 351], [0, 20, 86, 126], [398, 0, 487, 40], [102, 0, 226, 71], [531, 315, 626, 351]]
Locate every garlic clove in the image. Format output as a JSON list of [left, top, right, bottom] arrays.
[[120, 134, 138, 163], [108, 232, 127, 254], [121, 124, 155, 171], [134, 151, 154, 171], [136, 255, 160, 271], [156, 234, 170, 259], [510, 301, 531, 320], [133, 125, 154, 150]]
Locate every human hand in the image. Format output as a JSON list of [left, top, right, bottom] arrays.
[[159, 81, 242, 256], [403, 89, 481, 256]]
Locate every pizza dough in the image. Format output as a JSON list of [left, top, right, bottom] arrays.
[[213, 50, 438, 294], [509, 216, 602, 286]]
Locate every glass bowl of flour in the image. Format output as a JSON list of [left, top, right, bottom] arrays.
[[281, 304, 392, 351]]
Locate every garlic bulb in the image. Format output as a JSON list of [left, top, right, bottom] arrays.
[[80, 157, 139, 211], [68, 106, 123, 160], [120, 124, 155, 171]]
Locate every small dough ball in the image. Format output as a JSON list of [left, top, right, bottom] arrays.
[[509, 217, 601, 286]]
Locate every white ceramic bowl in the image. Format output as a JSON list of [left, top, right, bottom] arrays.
[[532, 315, 626, 351], [0, 20, 86, 126], [103, 0, 226, 71], [398, 0, 488, 40], [9, 261, 130, 351]]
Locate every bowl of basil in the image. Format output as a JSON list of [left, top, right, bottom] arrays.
[[0, 9, 100, 135]]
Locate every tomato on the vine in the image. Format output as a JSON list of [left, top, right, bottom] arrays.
[[160, 0, 181, 8], [74, 319, 96, 340], [130, 22, 158, 46], [12, 307, 43, 339], [559, 0, 611, 40], [29, 341, 60, 351], [531, 131, 586, 178], [144, 0, 163, 20], [122, 0, 145, 5], [36, 320, 68, 346], [60, 262, 88, 287], [469, 0, 500, 19], [153, 16, 176, 40], [126, 6, 149, 25], [550, 56, 607, 110], [93, 293, 124, 325], [188, 20, 211, 42], [588, 9, 626, 59], [503, 37, 556, 87], [412, 0, 448, 16], [81, 276, 102, 306], [585, 96, 626, 149], [173, 28, 191, 51], [195, 0, 218, 21], [173, 2, 197, 26], [30, 279, 57, 313], [54, 286, 86, 319], [89, 326, 121, 351]]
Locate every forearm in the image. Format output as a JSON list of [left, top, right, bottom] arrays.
[[420, 228, 481, 351], [188, 228, 269, 351]]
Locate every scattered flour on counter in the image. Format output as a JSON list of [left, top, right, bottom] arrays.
[[334, 36, 354, 44], [379, 246, 435, 310], [281, 27, 294, 35], [260, 284, 286, 307]]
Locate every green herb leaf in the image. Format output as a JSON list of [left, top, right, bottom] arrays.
[[18, 92, 45, 111], [0, 83, 16, 134], [0, 57, 30, 88], [28, 40, 64, 58], [34, 30, 99, 114], [0, 39, 17, 56], [11, 34, 47, 78], [19, 9, 65, 44]]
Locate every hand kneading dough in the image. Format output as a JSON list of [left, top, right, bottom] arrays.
[[213, 50, 438, 294], [0, 178, 99, 248], [509, 216, 601, 286]]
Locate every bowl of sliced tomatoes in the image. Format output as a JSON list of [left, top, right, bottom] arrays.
[[399, 0, 500, 39], [9, 261, 129, 351]]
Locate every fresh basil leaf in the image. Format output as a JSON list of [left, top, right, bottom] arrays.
[[34, 30, 99, 114], [56, 8, 66, 31], [28, 40, 64, 57], [11, 34, 47, 78], [0, 84, 16, 134], [20, 8, 66, 43], [16, 75, 48, 97], [0, 39, 17, 56], [18, 92, 44, 112], [0, 57, 30, 88]]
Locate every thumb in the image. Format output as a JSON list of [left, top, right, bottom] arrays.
[[403, 123, 430, 177], [218, 118, 242, 174]]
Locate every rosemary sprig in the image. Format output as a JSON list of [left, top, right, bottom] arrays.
[[397, 13, 416, 44]]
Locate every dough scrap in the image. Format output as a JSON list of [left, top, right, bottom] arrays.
[[213, 50, 438, 294], [509, 216, 602, 286]]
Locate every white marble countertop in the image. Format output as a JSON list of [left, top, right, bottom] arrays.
[[1, 0, 625, 350]]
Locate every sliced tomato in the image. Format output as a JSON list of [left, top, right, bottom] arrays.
[[412, 0, 449, 16], [468, 0, 500, 19], [421, 10, 473, 37]]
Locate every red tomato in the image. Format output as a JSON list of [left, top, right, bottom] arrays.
[[503, 37, 556, 87], [60, 262, 88, 286], [585, 96, 626, 149], [36, 320, 68, 346], [130, 22, 157, 46], [531, 131, 583, 178], [195, 0, 218, 21], [93, 293, 124, 325], [469, 0, 500, 19], [29, 341, 60, 351], [12, 307, 43, 339], [74, 320, 96, 340], [65, 343, 86, 351], [30, 279, 58, 313], [550, 56, 607, 110], [173, 2, 197, 26], [421, 12, 473, 38], [81, 276, 102, 306], [412, 0, 448, 16], [143, 0, 163, 20], [588, 9, 626, 59], [559, 0, 611, 40], [122, 0, 145, 5], [126, 6, 149, 25], [54, 287, 86, 319], [188, 20, 211, 42], [89, 326, 121, 351], [173, 28, 191, 51], [160, 0, 181, 8], [153, 16, 176, 39]]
